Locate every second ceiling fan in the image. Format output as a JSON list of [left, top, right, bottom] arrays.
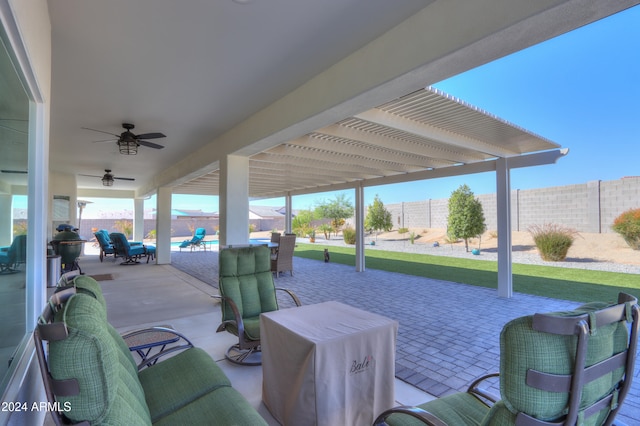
[[80, 169, 134, 187], [83, 122, 166, 155]]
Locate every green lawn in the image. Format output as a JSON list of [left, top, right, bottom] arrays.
[[294, 243, 640, 303]]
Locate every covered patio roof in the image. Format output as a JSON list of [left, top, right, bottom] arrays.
[[173, 86, 562, 198]]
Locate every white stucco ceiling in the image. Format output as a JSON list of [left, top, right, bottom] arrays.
[[44, 0, 639, 198]]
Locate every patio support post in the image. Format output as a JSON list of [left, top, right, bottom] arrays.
[[0, 195, 12, 246], [496, 157, 513, 298], [355, 183, 365, 272], [285, 192, 292, 234], [219, 155, 250, 246], [156, 187, 172, 264], [133, 198, 144, 242]]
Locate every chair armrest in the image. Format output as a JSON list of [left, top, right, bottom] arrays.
[[122, 326, 194, 370], [275, 287, 302, 306], [373, 406, 447, 426], [467, 372, 500, 405], [214, 294, 247, 339]]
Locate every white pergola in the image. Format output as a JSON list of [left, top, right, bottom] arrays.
[[173, 87, 568, 297]]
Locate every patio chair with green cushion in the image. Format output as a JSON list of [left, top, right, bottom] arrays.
[[179, 227, 206, 251], [34, 277, 267, 426], [94, 229, 116, 262], [216, 245, 301, 365], [0, 234, 26, 273], [374, 292, 639, 426]]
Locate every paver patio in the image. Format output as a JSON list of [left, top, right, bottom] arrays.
[[171, 249, 640, 424]]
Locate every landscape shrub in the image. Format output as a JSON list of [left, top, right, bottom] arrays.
[[342, 226, 356, 244], [612, 208, 640, 250], [398, 227, 409, 234], [528, 224, 578, 261]]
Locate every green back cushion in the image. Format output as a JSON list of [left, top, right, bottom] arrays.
[[72, 275, 107, 308], [219, 246, 278, 324], [49, 294, 151, 424], [499, 302, 628, 422]]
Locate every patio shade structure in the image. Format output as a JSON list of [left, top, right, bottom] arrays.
[[173, 86, 567, 298]]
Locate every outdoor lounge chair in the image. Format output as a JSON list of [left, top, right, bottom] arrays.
[[179, 227, 206, 251], [374, 292, 639, 426], [216, 245, 301, 365], [271, 233, 295, 277], [109, 232, 152, 264], [0, 234, 27, 273], [94, 229, 116, 262]]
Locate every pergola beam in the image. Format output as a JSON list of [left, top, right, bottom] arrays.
[[355, 109, 520, 158]]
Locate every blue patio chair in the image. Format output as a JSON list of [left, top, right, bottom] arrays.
[[374, 292, 639, 426], [0, 234, 27, 273], [109, 232, 149, 265], [93, 229, 115, 262], [179, 227, 206, 251]]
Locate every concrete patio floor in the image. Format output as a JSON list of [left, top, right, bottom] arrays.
[[66, 245, 639, 425]]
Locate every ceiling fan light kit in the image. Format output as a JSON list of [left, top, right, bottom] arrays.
[[118, 138, 138, 155], [102, 175, 114, 186]]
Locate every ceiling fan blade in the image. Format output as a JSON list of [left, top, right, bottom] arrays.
[[78, 174, 102, 178], [92, 138, 118, 143], [113, 177, 135, 181], [1, 169, 28, 174], [135, 132, 166, 139], [138, 140, 165, 149], [82, 127, 120, 137]]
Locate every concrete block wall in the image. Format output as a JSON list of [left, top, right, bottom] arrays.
[[382, 177, 640, 234], [600, 177, 640, 234], [516, 183, 589, 231]]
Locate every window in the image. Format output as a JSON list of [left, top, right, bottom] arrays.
[[0, 36, 30, 394]]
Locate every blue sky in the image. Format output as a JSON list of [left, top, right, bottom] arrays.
[[54, 6, 640, 217]]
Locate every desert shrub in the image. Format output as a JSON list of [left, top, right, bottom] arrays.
[[528, 224, 578, 261], [398, 227, 409, 234], [342, 226, 356, 245], [612, 208, 640, 250]]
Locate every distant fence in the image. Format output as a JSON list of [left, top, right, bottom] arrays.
[[76, 217, 286, 241], [385, 177, 640, 234]]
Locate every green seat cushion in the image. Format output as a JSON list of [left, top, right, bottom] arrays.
[[219, 246, 278, 329], [385, 393, 488, 426], [139, 347, 231, 422], [49, 294, 150, 424], [500, 302, 628, 423], [153, 386, 268, 426], [222, 316, 262, 341]]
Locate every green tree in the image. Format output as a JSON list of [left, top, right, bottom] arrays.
[[315, 194, 354, 237], [292, 209, 315, 237], [365, 194, 392, 241], [447, 184, 486, 252], [114, 220, 133, 239]]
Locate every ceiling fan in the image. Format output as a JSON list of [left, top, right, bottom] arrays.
[[83, 122, 166, 155], [79, 169, 135, 187]]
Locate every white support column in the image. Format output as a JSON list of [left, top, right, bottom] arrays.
[[156, 187, 172, 264], [285, 192, 292, 233], [355, 184, 365, 272], [0, 195, 12, 246], [219, 155, 250, 246], [133, 198, 144, 242], [28, 101, 49, 329], [496, 157, 513, 298]]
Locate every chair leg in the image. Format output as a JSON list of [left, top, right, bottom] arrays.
[[225, 344, 262, 366]]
